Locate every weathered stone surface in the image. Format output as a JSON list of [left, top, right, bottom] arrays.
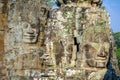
[[0, 1, 8, 57], [3, 0, 50, 79], [0, 31, 4, 55], [0, 0, 119, 80], [0, 0, 9, 78], [48, 0, 120, 80], [57, 0, 103, 7]]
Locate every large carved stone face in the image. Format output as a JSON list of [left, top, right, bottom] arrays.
[[84, 42, 110, 68], [21, 18, 40, 43]]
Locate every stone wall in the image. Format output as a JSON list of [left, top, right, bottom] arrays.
[[0, 0, 9, 79], [0, 0, 119, 80]]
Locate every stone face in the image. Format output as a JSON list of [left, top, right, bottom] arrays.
[[20, 18, 40, 43], [3, 0, 50, 79], [48, 1, 119, 80], [0, 0, 119, 80], [48, 5, 113, 79], [79, 7, 111, 69]]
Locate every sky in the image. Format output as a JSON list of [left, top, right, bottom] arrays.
[[102, 0, 120, 32]]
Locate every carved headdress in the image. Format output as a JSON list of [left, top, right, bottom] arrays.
[[57, 0, 103, 7], [9, 0, 49, 26]]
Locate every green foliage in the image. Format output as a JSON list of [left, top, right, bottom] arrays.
[[114, 32, 120, 68], [114, 32, 120, 48], [116, 48, 120, 57], [116, 48, 120, 69]]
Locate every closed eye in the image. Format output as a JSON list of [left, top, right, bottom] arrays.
[[23, 24, 28, 28], [31, 24, 39, 29], [31, 26, 36, 28], [31, 23, 37, 27]]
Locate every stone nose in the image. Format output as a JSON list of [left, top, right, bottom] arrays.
[[97, 46, 107, 57], [27, 24, 34, 34], [97, 51, 106, 57]]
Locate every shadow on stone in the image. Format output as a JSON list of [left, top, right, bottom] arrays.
[[104, 62, 120, 80]]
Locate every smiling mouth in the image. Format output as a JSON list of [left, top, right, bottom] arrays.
[[95, 56, 107, 60], [95, 58, 106, 60], [23, 35, 35, 39]]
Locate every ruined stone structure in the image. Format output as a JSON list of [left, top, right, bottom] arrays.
[[0, 0, 119, 80], [1, 0, 51, 79]]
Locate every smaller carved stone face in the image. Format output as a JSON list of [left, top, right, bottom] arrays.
[[21, 18, 40, 43], [84, 42, 110, 68]]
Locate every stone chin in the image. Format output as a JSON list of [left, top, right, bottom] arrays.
[[95, 58, 108, 68], [86, 59, 108, 68], [95, 61, 107, 68]]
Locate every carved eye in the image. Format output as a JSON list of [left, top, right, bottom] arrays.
[[23, 23, 28, 28], [31, 26, 36, 28], [24, 25, 28, 28], [31, 24, 37, 28]]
